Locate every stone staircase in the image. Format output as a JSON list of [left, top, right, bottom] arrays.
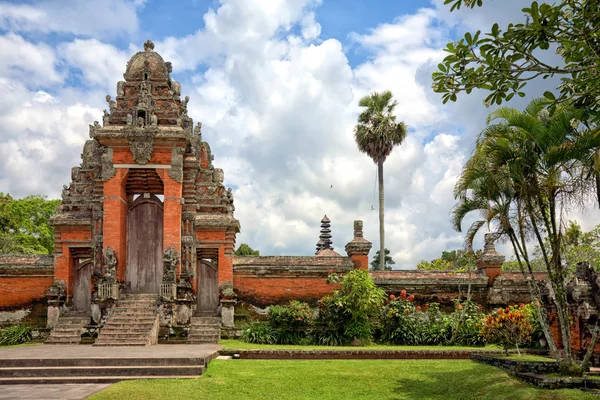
[[45, 315, 88, 345], [0, 356, 207, 385], [94, 294, 159, 346], [187, 316, 221, 344]]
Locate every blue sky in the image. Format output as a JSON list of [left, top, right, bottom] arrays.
[[1, 0, 593, 268]]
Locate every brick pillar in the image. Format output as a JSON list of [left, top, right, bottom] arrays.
[[475, 233, 505, 285], [159, 169, 183, 277], [103, 168, 128, 282], [345, 220, 372, 270]]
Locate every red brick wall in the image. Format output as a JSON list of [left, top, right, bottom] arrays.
[[103, 168, 128, 281], [0, 255, 54, 310], [158, 169, 182, 275]]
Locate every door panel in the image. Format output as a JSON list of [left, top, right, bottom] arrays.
[[126, 195, 164, 293], [73, 260, 92, 313], [197, 260, 219, 315]]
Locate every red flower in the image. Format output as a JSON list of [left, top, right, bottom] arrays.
[[400, 290, 407, 299], [328, 269, 333, 274], [416, 306, 421, 311], [390, 294, 396, 300], [458, 304, 463, 310], [520, 303, 525, 309], [407, 295, 415, 302]]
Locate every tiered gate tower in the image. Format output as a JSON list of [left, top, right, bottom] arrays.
[[48, 40, 239, 329]]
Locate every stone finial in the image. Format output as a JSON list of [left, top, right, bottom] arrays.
[[476, 233, 505, 284], [354, 220, 363, 238], [315, 215, 333, 254], [144, 40, 155, 51]]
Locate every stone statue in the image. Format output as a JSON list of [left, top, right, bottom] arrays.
[[163, 248, 179, 283], [126, 113, 133, 125], [61, 184, 70, 199], [117, 81, 125, 96], [151, 113, 158, 126], [105, 95, 116, 111], [144, 39, 155, 52], [166, 62, 173, 73], [102, 110, 110, 126], [182, 96, 189, 115], [137, 117, 144, 127], [176, 116, 182, 127], [103, 247, 117, 280], [227, 188, 235, 213], [194, 121, 202, 137]]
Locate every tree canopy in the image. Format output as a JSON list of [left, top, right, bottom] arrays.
[[370, 248, 395, 271], [235, 243, 260, 256], [433, 0, 600, 111], [0, 193, 60, 254]]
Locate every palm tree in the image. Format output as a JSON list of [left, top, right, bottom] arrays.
[[354, 91, 407, 271]]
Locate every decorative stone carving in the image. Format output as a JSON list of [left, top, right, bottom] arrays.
[[163, 247, 179, 283], [144, 39, 155, 51], [168, 147, 184, 182], [213, 168, 224, 184], [81, 140, 102, 168], [101, 148, 116, 181], [151, 113, 157, 126], [128, 129, 155, 165], [166, 61, 172, 73], [103, 246, 117, 281], [181, 95, 189, 115], [226, 188, 235, 214], [345, 220, 373, 256], [475, 233, 505, 284], [105, 95, 116, 112], [103, 110, 110, 126], [126, 113, 133, 125], [117, 81, 125, 96]]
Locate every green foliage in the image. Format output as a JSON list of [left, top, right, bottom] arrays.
[[267, 301, 312, 345], [234, 243, 260, 256], [416, 249, 480, 272], [433, 0, 600, 111], [380, 293, 485, 346], [0, 193, 60, 254], [241, 322, 275, 345], [370, 248, 395, 271], [317, 270, 386, 344], [0, 324, 32, 346]]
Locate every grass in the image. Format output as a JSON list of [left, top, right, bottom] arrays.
[[505, 354, 556, 362], [219, 339, 505, 351], [91, 359, 596, 400]]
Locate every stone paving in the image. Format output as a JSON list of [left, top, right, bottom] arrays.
[[0, 383, 111, 400], [0, 343, 221, 359], [0, 344, 222, 399]]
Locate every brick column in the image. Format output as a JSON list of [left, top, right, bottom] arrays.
[[345, 220, 372, 270], [103, 168, 128, 282], [159, 169, 182, 276], [475, 233, 505, 285]]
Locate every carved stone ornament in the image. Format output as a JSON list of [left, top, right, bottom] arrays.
[[128, 129, 155, 165], [103, 246, 117, 281], [101, 148, 116, 181], [163, 247, 179, 283], [168, 147, 184, 182]]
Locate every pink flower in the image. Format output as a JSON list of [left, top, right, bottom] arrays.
[[407, 295, 415, 302], [389, 294, 396, 300]]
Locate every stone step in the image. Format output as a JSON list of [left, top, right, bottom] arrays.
[[189, 329, 220, 335], [44, 338, 80, 345], [51, 327, 83, 334], [0, 365, 204, 378], [105, 317, 157, 324], [93, 341, 149, 347], [95, 333, 153, 340], [0, 358, 207, 368], [0, 375, 200, 385], [55, 318, 88, 325]]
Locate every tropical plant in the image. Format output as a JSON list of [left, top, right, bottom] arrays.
[[481, 305, 536, 355], [452, 98, 600, 369], [354, 91, 407, 271], [241, 321, 275, 345], [433, 0, 600, 112], [0, 324, 32, 346], [370, 248, 395, 271], [267, 301, 313, 344], [316, 269, 385, 344]]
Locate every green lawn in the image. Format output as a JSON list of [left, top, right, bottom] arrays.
[[91, 359, 594, 400], [219, 339, 505, 351]]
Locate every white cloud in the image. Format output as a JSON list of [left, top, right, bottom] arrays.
[[0, 0, 143, 38]]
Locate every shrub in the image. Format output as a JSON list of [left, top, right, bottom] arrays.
[[480, 304, 535, 354], [241, 322, 275, 345], [268, 301, 313, 344], [316, 269, 385, 345], [449, 300, 486, 347], [0, 324, 32, 346]]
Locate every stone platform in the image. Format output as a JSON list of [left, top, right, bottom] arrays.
[[0, 344, 221, 385]]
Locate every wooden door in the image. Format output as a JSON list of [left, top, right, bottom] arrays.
[[73, 260, 92, 313], [197, 260, 219, 315], [126, 195, 164, 293]]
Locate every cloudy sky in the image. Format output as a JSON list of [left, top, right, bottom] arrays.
[[1, 0, 595, 268]]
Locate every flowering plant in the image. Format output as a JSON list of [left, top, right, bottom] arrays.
[[480, 304, 535, 355]]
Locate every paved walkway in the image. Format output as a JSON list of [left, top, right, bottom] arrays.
[[0, 383, 111, 400], [0, 344, 221, 399], [0, 343, 221, 359]]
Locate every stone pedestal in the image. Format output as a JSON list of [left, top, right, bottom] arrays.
[[476, 233, 505, 285], [220, 299, 235, 328], [345, 220, 373, 270]]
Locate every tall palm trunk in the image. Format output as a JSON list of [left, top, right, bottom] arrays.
[[378, 158, 385, 271]]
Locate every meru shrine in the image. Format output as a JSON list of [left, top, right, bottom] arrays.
[[0, 42, 598, 353]]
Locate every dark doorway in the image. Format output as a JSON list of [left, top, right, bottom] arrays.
[[197, 259, 219, 316], [73, 259, 92, 313], [126, 194, 164, 293]]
